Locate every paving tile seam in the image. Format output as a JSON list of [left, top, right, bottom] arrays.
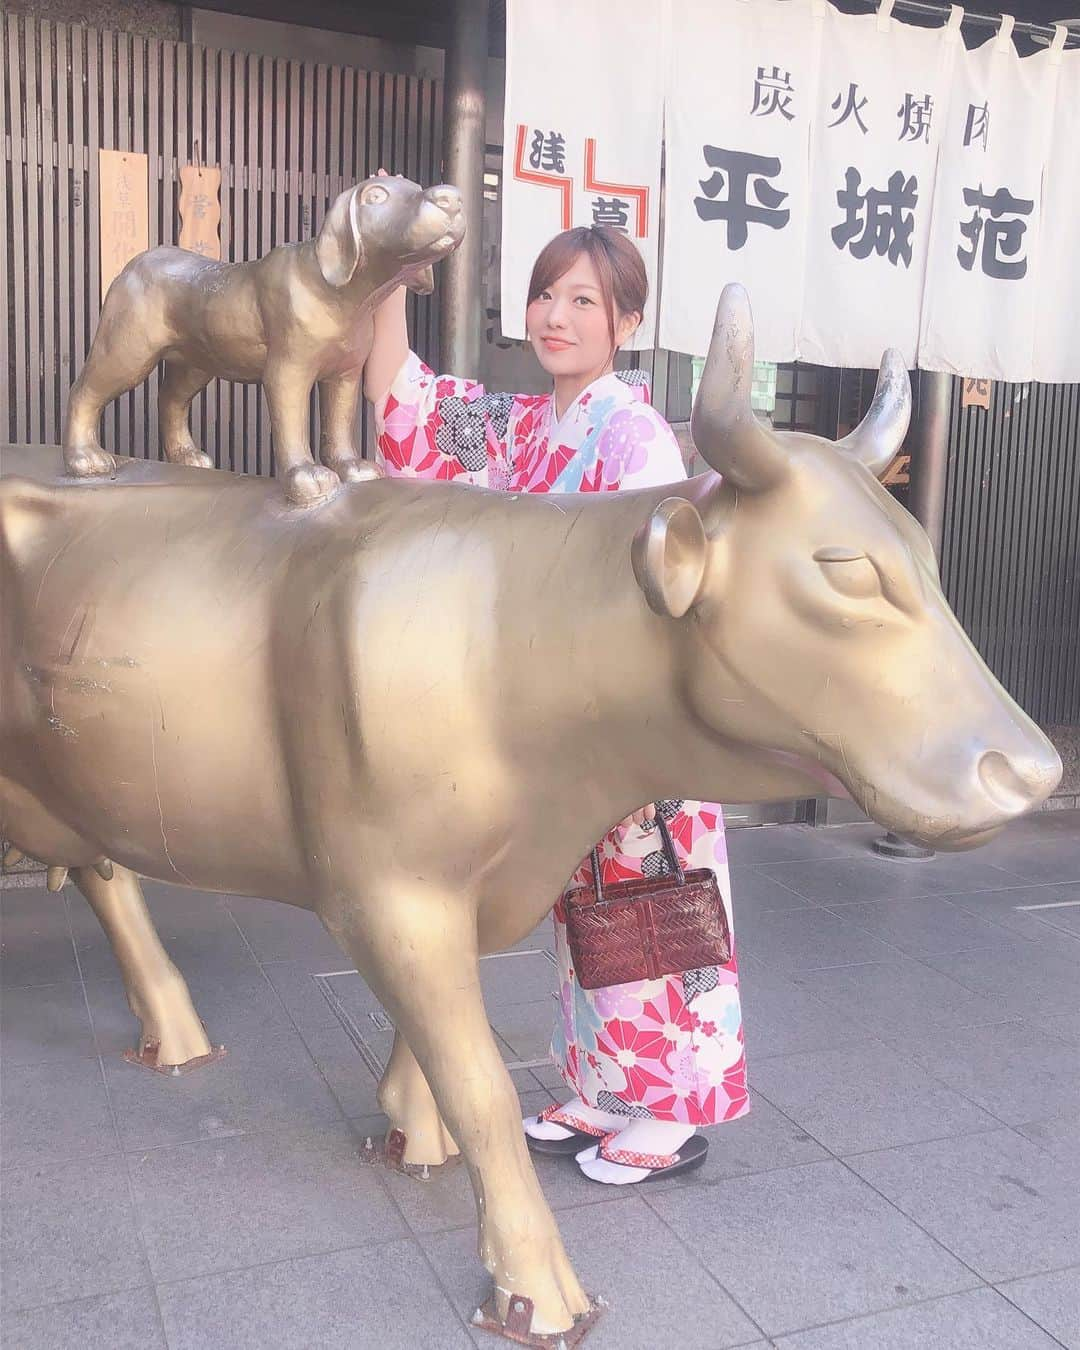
[[636, 1189, 773, 1345], [829, 1154, 994, 1288], [211, 904, 369, 1128], [834, 1123, 1013, 1161], [146, 1229, 446, 1290], [909, 951, 1080, 1009], [1, 1276, 156, 1318], [1015, 1018, 1080, 1050], [761, 955, 917, 973], [0, 1142, 126, 1173], [722, 1082, 1002, 1293], [964, 1089, 1080, 1140], [730, 862, 819, 901], [987, 1292, 1073, 1349], [805, 1016, 1027, 1051], [66, 924, 173, 1349], [362, 1146, 486, 1341], [745, 1034, 882, 1063], [834, 1123, 1080, 1289], [751, 862, 1056, 904], [994, 1260, 1080, 1288], [813, 896, 1080, 953], [749, 1038, 1021, 1135], [764, 1281, 1069, 1347]]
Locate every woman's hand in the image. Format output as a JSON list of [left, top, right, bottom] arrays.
[[618, 804, 657, 831], [363, 170, 411, 405]]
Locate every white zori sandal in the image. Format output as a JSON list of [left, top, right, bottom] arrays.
[[578, 1129, 709, 1183], [523, 1101, 614, 1156]]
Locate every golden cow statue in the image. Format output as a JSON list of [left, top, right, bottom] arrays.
[[0, 286, 1060, 1341]]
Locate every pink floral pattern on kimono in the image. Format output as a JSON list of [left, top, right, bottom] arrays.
[[374, 352, 748, 1127]]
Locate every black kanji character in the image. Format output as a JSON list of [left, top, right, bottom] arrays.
[[829, 83, 870, 134], [750, 66, 795, 121], [963, 103, 990, 150], [528, 129, 566, 175], [957, 184, 1033, 280], [694, 146, 789, 250], [897, 93, 933, 144], [831, 167, 918, 267], [591, 196, 630, 232]]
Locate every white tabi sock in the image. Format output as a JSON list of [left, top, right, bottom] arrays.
[[523, 1096, 626, 1141]]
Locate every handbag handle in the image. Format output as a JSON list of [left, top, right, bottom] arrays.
[[589, 807, 686, 904]]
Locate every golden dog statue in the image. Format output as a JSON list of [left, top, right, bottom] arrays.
[[62, 174, 464, 505], [1, 287, 1061, 1340]]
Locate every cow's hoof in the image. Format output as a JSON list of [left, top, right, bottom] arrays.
[[167, 446, 214, 470], [283, 463, 340, 506], [472, 1291, 603, 1346], [64, 444, 118, 478], [327, 456, 384, 484], [480, 1220, 591, 1336], [123, 1041, 227, 1075]]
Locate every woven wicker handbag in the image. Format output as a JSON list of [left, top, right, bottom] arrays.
[[563, 811, 732, 990]]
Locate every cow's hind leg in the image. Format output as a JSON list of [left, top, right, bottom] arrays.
[[159, 361, 214, 468], [331, 890, 590, 1337], [377, 1030, 460, 1166], [73, 863, 218, 1069]]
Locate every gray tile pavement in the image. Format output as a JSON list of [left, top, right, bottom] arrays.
[[1, 811, 1077, 1347]]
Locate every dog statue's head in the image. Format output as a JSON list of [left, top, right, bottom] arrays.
[[315, 175, 465, 293]]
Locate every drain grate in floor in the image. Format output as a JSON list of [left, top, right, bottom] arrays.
[[312, 948, 558, 1077]]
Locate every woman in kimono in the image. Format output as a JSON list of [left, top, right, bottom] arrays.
[[363, 223, 747, 1184]]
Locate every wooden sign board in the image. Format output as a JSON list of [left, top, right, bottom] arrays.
[[881, 452, 911, 488], [178, 165, 222, 259], [962, 377, 992, 410], [99, 149, 149, 303]]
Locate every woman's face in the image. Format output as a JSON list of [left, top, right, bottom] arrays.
[[525, 252, 640, 380]]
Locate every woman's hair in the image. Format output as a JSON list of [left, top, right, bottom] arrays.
[[526, 226, 648, 346]]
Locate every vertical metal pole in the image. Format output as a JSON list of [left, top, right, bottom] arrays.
[[907, 369, 952, 560], [439, 0, 488, 376], [871, 367, 953, 860]]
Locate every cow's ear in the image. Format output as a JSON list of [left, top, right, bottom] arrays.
[[632, 497, 708, 618], [315, 185, 365, 287]]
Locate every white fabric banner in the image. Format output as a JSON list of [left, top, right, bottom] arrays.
[[1034, 46, 1080, 384], [918, 25, 1063, 381], [798, 5, 963, 367], [660, 0, 826, 362], [500, 0, 664, 347]]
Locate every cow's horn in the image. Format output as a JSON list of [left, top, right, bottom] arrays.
[[837, 348, 911, 478], [690, 284, 788, 492]]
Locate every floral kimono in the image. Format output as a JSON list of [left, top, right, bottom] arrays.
[[375, 353, 748, 1128]]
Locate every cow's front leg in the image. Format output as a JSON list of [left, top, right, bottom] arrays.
[[331, 894, 590, 1336], [73, 863, 218, 1069], [263, 358, 340, 506], [318, 375, 382, 484], [377, 1029, 460, 1165]]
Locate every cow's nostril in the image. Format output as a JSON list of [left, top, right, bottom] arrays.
[[978, 748, 1061, 814]]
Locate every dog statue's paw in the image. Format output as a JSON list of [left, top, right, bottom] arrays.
[[167, 446, 214, 470], [327, 456, 385, 484], [283, 462, 341, 507], [64, 444, 118, 479]]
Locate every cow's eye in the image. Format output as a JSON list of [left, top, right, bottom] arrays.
[[814, 548, 882, 600], [362, 184, 390, 206]]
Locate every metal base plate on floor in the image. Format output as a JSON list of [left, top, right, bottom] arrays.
[[357, 1128, 463, 1179], [871, 831, 935, 860], [122, 1043, 227, 1075], [472, 1293, 604, 1347]]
